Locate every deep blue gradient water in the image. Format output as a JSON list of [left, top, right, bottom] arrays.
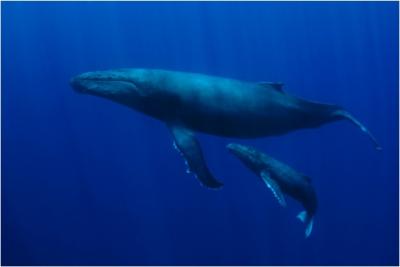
[[2, 1, 398, 265]]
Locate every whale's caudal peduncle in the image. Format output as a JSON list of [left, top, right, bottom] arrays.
[[70, 68, 381, 188]]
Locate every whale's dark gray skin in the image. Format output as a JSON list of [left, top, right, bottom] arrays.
[[70, 68, 380, 189], [227, 143, 317, 238]]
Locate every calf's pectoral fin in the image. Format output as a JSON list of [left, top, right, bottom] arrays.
[[260, 171, 286, 207], [168, 124, 223, 189]]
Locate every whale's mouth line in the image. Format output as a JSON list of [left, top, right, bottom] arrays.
[[78, 77, 133, 83], [71, 77, 137, 93], [78, 81, 141, 103]]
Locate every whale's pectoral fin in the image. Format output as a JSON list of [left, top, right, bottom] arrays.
[[168, 125, 223, 189], [260, 171, 286, 207]]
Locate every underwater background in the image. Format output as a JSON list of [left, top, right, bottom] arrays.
[[2, 1, 398, 265]]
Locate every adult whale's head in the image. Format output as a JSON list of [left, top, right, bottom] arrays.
[[70, 69, 153, 108]]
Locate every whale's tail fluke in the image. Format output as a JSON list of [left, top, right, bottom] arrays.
[[332, 110, 382, 150], [297, 210, 314, 238]]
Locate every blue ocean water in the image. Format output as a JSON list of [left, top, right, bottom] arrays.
[[2, 1, 398, 265]]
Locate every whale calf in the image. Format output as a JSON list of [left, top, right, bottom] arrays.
[[227, 143, 317, 238], [70, 68, 380, 188]]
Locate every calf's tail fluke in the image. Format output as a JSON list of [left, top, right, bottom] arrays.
[[332, 110, 382, 150], [297, 211, 314, 238]]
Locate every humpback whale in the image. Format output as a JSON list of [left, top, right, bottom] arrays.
[[227, 143, 317, 238], [70, 68, 380, 188]]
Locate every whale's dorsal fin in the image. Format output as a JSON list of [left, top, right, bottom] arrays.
[[258, 82, 285, 92], [168, 124, 223, 189], [260, 171, 286, 207]]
